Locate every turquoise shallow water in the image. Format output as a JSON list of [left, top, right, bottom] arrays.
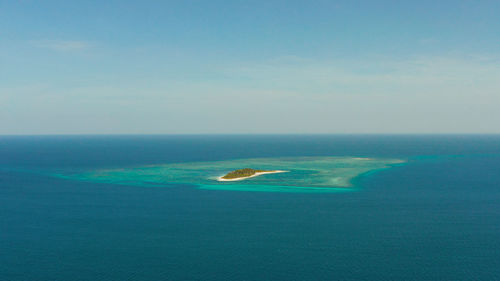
[[1, 135, 500, 281], [55, 156, 404, 192]]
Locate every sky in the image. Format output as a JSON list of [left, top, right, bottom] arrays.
[[1, 0, 499, 134]]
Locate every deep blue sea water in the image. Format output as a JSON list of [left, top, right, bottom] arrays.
[[1, 135, 499, 281]]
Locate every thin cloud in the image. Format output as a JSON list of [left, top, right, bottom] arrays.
[[32, 40, 91, 51], [224, 54, 500, 92]]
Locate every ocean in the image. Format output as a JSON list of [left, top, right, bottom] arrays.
[[1, 135, 499, 280]]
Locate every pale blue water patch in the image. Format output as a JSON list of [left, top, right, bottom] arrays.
[[198, 183, 356, 193], [52, 156, 404, 192]]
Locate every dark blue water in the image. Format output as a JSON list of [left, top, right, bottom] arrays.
[[1, 135, 499, 280]]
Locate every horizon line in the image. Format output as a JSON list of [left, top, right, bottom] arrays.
[[1, 133, 500, 137]]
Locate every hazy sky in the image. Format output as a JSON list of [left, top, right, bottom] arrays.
[[1, 0, 499, 134]]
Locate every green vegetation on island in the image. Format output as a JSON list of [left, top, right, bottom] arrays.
[[221, 168, 268, 179]]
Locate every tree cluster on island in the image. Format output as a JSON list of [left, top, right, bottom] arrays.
[[221, 168, 269, 179]]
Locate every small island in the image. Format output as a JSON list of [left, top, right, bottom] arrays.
[[217, 168, 287, 182]]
